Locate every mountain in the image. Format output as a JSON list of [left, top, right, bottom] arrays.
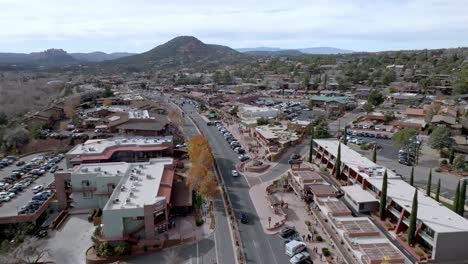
[[102, 36, 244, 71], [237, 46, 353, 55], [0, 49, 79, 65], [244, 49, 304, 56], [298, 47, 353, 54], [70, 52, 136, 62], [237, 47, 282, 52]]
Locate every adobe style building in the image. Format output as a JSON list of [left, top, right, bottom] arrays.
[[313, 139, 468, 263], [54, 158, 190, 241], [65, 136, 173, 168]]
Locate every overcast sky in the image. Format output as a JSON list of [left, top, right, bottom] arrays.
[[2, 0, 468, 53]]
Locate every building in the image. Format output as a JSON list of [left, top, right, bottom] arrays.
[[313, 139, 468, 263], [430, 115, 462, 136], [54, 158, 186, 241], [106, 109, 169, 136], [309, 96, 353, 112], [65, 136, 173, 168], [255, 124, 299, 149]]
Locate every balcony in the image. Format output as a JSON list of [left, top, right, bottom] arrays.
[[419, 231, 434, 246], [389, 207, 401, 218]]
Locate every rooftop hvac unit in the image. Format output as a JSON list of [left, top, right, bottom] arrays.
[[120, 186, 126, 191], [146, 174, 152, 179], [113, 198, 119, 204], [94, 167, 101, 172], [126, 198, 131, 204], [81, 168, 89, 172], [129, 191, 133, 197]]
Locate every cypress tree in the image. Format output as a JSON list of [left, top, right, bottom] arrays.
[[372, 145, 377, 163], [453, 182, 460, 213], [435, 179, 440, 202], [407, 189, 418, 246], [335, 143, 341, 179], [458, 182, 466, 216], [409, 167, 414, 186], [449, 148, 455, 165], [343, 126, 348, 145], [308, 127, 314, 163], [426, 169, 432, 197], [379, 170, 388, 221]]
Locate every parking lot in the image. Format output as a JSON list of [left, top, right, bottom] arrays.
[[0, 153, 65, 217]]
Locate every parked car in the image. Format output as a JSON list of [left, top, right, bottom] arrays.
[[32, 193, 49, 201], [32, 185, 44, 194], [16, 161, 25, 166], [279, 226, 296, 238], [240, 212, 248, 224], [290, 251, 311, 264], [0, 192, 11, 202], [232, 170, 239, 177]]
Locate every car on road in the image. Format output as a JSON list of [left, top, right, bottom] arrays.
[[279, 226, 296, 238], [290, 251, 311, 264], [206, 121, 213, 126], [32, 185, 44, 194], [232, 170, 239, 177], [240, 212, 248, 224], [16, 161, 25, 166]]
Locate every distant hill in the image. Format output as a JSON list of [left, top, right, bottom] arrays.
[[244, 49, 304, 56], [299, 47, 353, 54], [237, 46, 353, 55], [0, 49, 79, 65], [70, 52, 136, 62], [102, 36, 244, 71]]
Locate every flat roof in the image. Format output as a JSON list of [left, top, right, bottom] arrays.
[[315, 139, 468, 233], [314, 139, 401, 180], [360, 243, 405, 264], [367, 177, 468, 233], [340, 219, 380, 236], [68, 136, 172, 155], [342, 185, 378, 203], [104, 158, 173, 210]]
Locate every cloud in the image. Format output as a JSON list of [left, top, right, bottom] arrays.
[[0, 0, 467, 52]]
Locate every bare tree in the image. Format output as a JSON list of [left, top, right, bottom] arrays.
[[0, 238, 49, 264]]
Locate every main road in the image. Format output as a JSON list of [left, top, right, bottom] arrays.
[[180, 102, 291, 264]]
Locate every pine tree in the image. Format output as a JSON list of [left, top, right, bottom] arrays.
[[458, 182, 466, 216], [335, 143, 341, 179], [308, 127, 314, 163], [453, 182, 460, 213], [372, 146, 377, 163], [435, 179, 441, 202], [410, 167, 414, 186], [379, 170, 388, 220], [407, 189, 418, 246], [426, 169, 432, 197]]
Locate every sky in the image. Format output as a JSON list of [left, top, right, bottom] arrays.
[[1, 0, 468, 53]]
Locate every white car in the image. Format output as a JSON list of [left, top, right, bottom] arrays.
[[0, 192, 11, 202], [290, 251, 311, 264], [32, 185, 44, 194], [232, 170, 239, 177]]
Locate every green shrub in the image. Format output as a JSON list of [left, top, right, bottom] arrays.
[[322, 247, 330, 257], [435, 167, 442, 173], [316, 235, 323, 242], [97, 242, 113, 257], [114, 242, 130, 255], [196, 219, 204, 226], [143, 245, 148, 252], [304, 220, 311, 227], [360, 144, 369, 150]]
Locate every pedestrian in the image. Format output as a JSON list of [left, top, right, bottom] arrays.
[[302, 234, 305, 241], [308, 234, 311, 242]]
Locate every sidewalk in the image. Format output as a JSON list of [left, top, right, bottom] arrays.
[[249, 180, 337, 264]]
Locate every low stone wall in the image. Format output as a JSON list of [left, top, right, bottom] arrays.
[[245, 164, 269, 173]]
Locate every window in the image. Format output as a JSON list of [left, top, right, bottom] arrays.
[[83, 191, 93, 199]]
